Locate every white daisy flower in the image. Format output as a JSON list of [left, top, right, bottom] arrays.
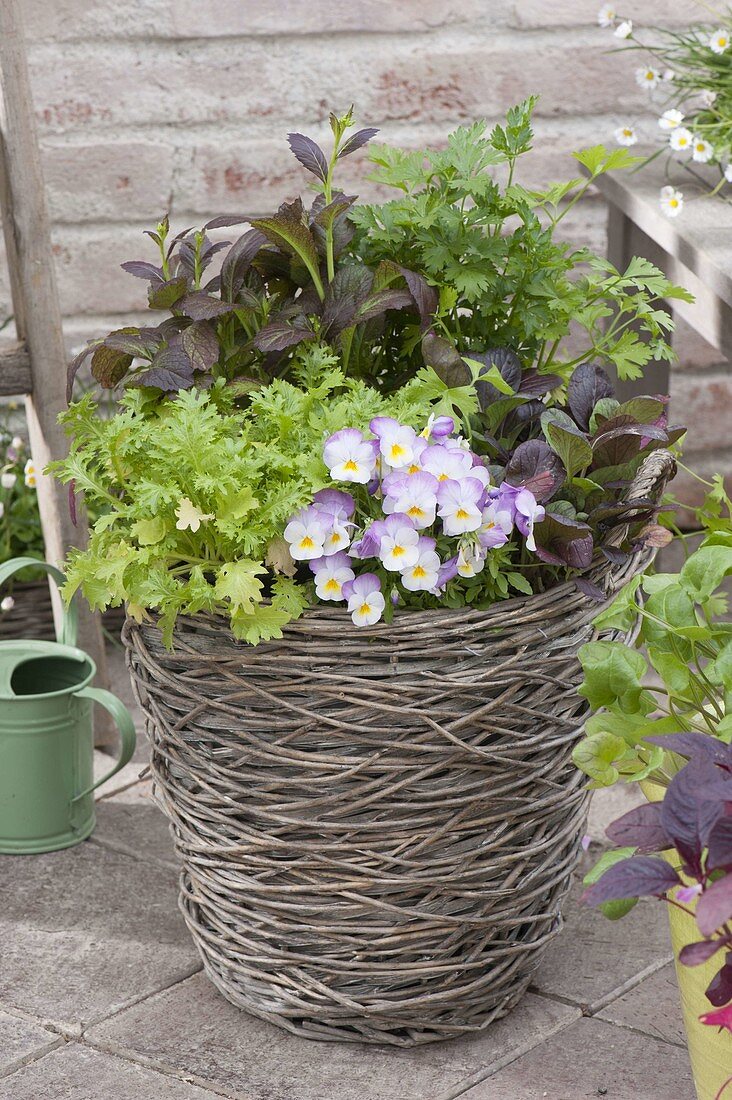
[[658, 109, 684, 131], [614, 124, 638, 146], [662, 70, 675, 82], [710, 28, 729, 54], [669, 127, 693, 153], [692, 137, 714, 163], [175, 497, 214, 533], [636, 67, 660, 90], [23, 459, 36, 488], [659, 185, 684, 218], [1, 472, 16, 489], [11, 436, 23, 450], [724, 164, 732, 182], [0, 596, 14, 613], [614, 19, 632, 38], [597, 3, 616, 27], [701, 89, 717, 107]]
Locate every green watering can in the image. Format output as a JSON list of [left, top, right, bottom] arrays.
[[0, 557, 136, 854]]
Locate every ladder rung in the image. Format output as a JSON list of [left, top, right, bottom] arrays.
[[0, 342, 32, 395]]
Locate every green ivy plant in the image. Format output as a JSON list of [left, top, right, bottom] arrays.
[[574, 476, 732, 789]]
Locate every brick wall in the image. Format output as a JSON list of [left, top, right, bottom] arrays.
[[2, 0, 725, 510]]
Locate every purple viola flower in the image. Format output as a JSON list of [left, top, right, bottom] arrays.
[[312, 488, 356, 520], [436, 477, 484, 536], [457, 541, 487, 578], [351, 520, 386, 560], [478, 501, 513, 550], [421, 443, 472, 484], [493, 481, 522, 520], [378, 513, 420, 572], [342, 572, 385, 627], [369, 417, 419, 470], [283, 506, 329, 561], [675, 883, 702, 904], [382, 470, 439, 528], [310, 551, 355, 602], [323, 429, 378, 484], [431, 554, 460, 594], [400, 535, 441, 592], [514, 489, 545, 552]]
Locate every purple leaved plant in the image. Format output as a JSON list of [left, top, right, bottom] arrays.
[[583, 736, 732, 1036]]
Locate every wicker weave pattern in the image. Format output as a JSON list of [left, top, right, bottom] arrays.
[[123, 553, 643, 1046], [0, 579, 56, 640]]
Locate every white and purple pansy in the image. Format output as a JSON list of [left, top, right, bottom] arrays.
[[400, 535, 441, 591], [369, 416, 419, 470], [323, 429, 378, 484], [283, 507, 328, 561], [309, 552, 355, 602], [342, 572, 385, 626], [514, 489, 545, 552], [382, 470, 439, 528], [436, 477, 484, 536], [377, 513, 421, 571]]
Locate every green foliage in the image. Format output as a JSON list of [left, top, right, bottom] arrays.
[[52, 364, 434, 645], [0, 412, 44, 579], [574, 477, 732, 790], [352, 101, 690, 382]]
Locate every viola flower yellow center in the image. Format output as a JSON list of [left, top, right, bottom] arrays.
[[438, 472, 449, 481], [407, 463, 421, 475], [412, 565, 426, 578], [344, 459, 359, 472], [456, 508, 470, 520], [391, 544, 405, 557], [359, 602, 371, 616], [300, 536, 315, 549], [407, 505, 424, 519], [324, 578, 340, 593], [389, 443, 405, 461]]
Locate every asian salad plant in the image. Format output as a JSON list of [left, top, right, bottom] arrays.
[[55, 101, 689, 645], [583, 739, 732, 1041], [597, 2, 732, 216]]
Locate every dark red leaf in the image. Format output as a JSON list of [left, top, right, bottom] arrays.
[[251, 319, 316, 353], [534, 512, 594, 570], [120, 260, 164, 282], [574, 577, 605, 601], [422, 332, 471, 388], [697, 877, 732, 937], [287, 133, 329, 182], [679, 939, 726, 966], [220, 229, 266, 302], [181, 322, 220, 372], [135, 345, 194, 391], [568, 362, 614, 430], [337, 127, 380, 158], [147, 276, 188, 310], [705, 954, 732, 1006], [605, 802, 672, 853], [504, 440, 565, 502], [708, 819, 732, 874], [177, 292, 235, 321], [90, 345, 132, 388], [202, 215, 250, 230], [582, 855, 680, 907]]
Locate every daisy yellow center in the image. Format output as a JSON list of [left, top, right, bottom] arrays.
[[456, 508, 470, 520], [391, 544, 405, 558], [645, 71, 654, 80], [344, 459, 359, 472], [719, 36, 727, 46], [412, 565, 427, 578], [359, 602, 371, 616], [670, 199, 679, 208], [389, 443, 405, 460], [324, 578, 340, 593], [300, 536, 315, 549], [678, 136, 688, 145], [623, 129, 632, 137], [696, 143, 705, 151]]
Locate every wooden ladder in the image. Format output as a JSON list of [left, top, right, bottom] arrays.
[[0, 0, 109, 718]]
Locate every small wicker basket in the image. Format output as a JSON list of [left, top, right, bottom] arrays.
[[123, 452, 674, 1046]]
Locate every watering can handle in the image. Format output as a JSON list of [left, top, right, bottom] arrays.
[[71, 687, 137, 802], [0, 557, 78, 648]]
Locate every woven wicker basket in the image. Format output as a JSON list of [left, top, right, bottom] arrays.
[[122, 451, 674, 1045], [0, 579, 125, 642]]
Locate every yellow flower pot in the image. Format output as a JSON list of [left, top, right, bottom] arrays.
[[640, 780, 732, 1100]]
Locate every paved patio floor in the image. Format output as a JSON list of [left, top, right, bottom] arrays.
[[0, 647, 696, 1100]]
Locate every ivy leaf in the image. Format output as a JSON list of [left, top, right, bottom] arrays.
[[578, 641, 650, 713], [230, 604, 291, 645], [572, 730, 627, 786], [214, 560, 266, 613], [680, 545, 732, 603]]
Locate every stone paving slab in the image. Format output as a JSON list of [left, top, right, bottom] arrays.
[[0, 1008, 59, 1073], [0, 838, 199, 1030], [88, 972, 579, 1100], [597, 961, 687, 1048], [532, 854, 672, 1009], [459, 1016, 695, 1100], [0, 1044, 217, 1100], [92, 796, 177, 870]]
